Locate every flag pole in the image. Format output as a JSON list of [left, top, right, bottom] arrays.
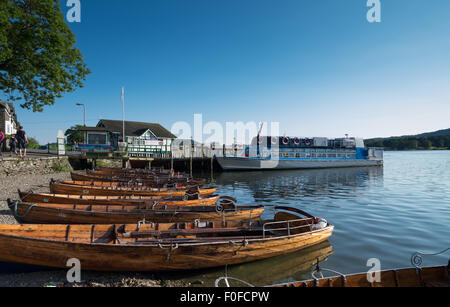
[[121, 87, 125, 143]]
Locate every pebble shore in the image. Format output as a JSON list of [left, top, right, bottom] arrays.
[[0, 172, 190, 287]]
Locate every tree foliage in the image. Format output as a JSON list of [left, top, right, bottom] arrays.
[[0, 0, 90, 112], [65, 125, 84, 144], [27, 136, 40, 149], [366, 135, 450, 150]]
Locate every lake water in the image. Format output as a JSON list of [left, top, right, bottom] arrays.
[[187, 150, 450, 286], [1, 151, 449, 286]]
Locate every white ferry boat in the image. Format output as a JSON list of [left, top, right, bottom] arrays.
[[216, 136, 384, 171]]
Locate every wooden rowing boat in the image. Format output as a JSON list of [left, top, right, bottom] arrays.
[[71, 172, 205, 187], [61, 180, 189, 189], [0, 207, 334, 271], [273, 264, 450, 287], [7, 199, 264, 224], [50, 181, 217, 197], [18, 190, 221, 207], [194, 241, 334, 287], [93, 166, 178, 177]]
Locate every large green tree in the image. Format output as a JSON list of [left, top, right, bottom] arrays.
[[65, 125, 84, 145], [0, 0, 90, 111]]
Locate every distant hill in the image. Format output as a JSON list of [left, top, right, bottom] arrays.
[[365, 128, 450, 150], [416, 128, 450, 138]]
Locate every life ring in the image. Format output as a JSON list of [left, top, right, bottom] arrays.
[[271, 137, 277, 145], [305, 138, 312, 146], [282, 137, 290, 145], [294, 138, 300, 145]]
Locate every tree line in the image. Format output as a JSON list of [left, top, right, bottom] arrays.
[[365, 135, 450, 150]]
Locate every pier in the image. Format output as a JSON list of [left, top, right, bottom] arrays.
[[40, 143, 245, 174]]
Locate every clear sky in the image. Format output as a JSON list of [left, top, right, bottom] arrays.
[[6, 0, 450, 144]]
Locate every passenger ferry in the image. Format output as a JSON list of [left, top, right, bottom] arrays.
[[216, 136, 384, 171]]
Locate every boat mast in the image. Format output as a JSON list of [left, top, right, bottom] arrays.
[[257, 122, 264, 157]]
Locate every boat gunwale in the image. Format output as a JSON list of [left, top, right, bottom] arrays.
[[0, 224, 334, 248], [19, 191, 221, 203], [11, 201, 265, 215], [52, 182, 216, 193], [269, 264, 448, 287]]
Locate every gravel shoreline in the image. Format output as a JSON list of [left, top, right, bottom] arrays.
[[0, 172, 71, 224], [0, 172, 191, 287]]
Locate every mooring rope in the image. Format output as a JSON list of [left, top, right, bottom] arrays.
[[411, 248, 450, 269], [9, 201, 37, 220]]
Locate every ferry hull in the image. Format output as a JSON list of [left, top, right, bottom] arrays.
[[216, 157, 383, 171]]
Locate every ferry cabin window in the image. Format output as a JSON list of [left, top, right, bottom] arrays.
[[296, 153, 301, 158], [87, 133, 107, 145]]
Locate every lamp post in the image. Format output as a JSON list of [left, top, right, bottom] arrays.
[[76, 103, 86, 127]]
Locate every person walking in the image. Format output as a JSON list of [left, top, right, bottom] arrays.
[[9, 134, 17, 156], [16, 126, 28, 158], [0, 130, 5, 156]]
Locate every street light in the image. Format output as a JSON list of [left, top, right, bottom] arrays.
[[76, 103, 86, 127]]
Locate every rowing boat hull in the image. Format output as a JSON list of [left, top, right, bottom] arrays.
[[0, 225, 333, 271], [19, 191, 220, 207], [274, 266, 450, 287], [50, 183, 216, 197], [94, 166, 173, 176], [71, 173, 205, 187], [9, 202, 264, 224]]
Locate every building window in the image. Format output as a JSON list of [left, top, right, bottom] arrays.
[[87, 133, 107, 145]]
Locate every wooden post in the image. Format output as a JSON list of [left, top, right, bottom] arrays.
[[170, 140, 174, 172], [190, 138, 194, 177], [210, 155, 214, 182]]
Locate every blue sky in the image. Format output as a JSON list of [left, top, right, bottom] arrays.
[[6, 0, 450, 144]]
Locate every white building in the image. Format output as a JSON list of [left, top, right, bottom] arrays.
[[0, 100, 18, 136]]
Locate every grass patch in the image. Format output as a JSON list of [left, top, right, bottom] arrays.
[[51, 161, 71, 173]]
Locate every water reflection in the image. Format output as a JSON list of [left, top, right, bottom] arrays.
[[187, 241, 334, 287], [213, 167, 384, 205]]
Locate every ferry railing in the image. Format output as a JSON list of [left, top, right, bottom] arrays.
[[262, 218, 314, 239]]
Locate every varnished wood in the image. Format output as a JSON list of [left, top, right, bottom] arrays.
[[19, 190, 220, 207], [71, 172, 205, 187], [0, 211, 334, 271], [50, 181, 216, 197], [9, 200, 265, 224], [274, 266, 450, 287]]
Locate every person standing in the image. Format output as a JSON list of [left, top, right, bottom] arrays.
[[9, 134, 17, 156], [0, 130, 5, 156], [16, 126, 28, 158]]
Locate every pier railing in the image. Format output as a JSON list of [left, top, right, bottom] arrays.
[[129, 144, 246, 159], [171, 144, 245, 159]]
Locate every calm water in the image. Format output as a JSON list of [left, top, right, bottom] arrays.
[[187, 150, 450, 286], [1, 151, 449, 286]]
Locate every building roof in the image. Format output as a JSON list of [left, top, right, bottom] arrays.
[[97, 120, 177, 139], [0, 100, 18, 123], [77, 127, 109, 132], [0, 100, 9, 110]]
